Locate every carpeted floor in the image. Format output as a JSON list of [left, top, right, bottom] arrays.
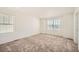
[[0, 33, 78, 52]]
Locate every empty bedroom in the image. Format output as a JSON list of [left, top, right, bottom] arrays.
[[0, 7, 78, 52]]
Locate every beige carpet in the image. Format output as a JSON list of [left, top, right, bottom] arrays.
[[0, 33, 78, 52]]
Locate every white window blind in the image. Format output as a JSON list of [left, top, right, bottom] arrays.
[[0, 15, 15, 33], [48, 18, 61, 30]]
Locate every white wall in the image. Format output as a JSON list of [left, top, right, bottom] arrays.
[[40, 13, 74, 39], [0, 13, 40, 44], [15, 15, 40, 39]]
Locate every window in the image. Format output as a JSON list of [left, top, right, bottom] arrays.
[[48, 17, 61, 30], [0, 14, 15, 33]]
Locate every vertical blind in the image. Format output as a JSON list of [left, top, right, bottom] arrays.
[[0, 15, 15, 33]]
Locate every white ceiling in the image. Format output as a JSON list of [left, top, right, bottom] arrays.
[[0, 7, 74, 17]]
